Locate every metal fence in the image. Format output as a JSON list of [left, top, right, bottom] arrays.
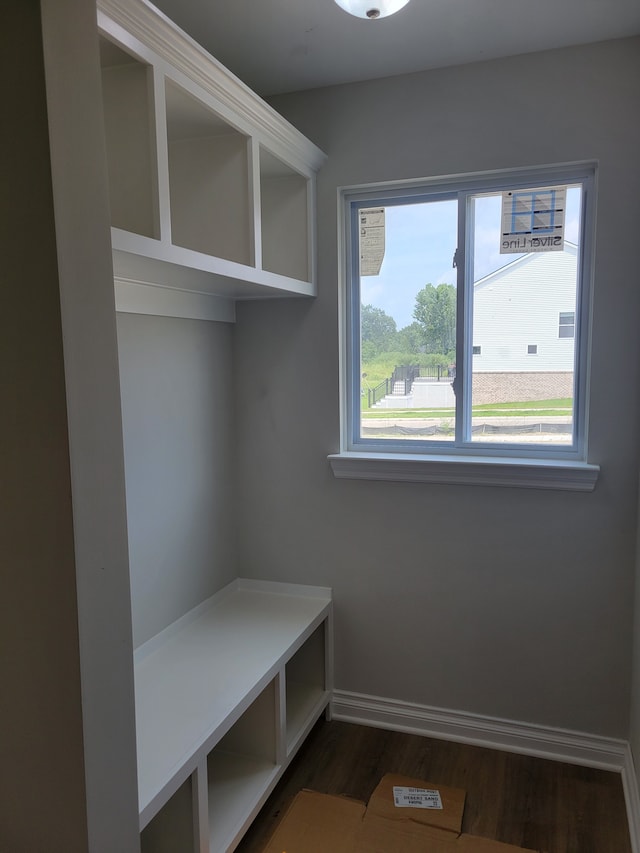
[[366, 364, 454, 408], [367, 378, 391, 408]]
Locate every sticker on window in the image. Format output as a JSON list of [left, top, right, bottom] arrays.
[[359, 207, 385, 276], [393, 786, 443, 809], [500, 186, 567, 253]]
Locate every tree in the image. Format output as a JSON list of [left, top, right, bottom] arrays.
[[412, 283, 456, 355], [395, 322, 424, 355], [361, 304, 397, 357]]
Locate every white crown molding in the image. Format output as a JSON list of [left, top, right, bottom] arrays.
[[97, 0, 326, 175]]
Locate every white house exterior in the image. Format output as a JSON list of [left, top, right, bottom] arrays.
[[470, 243, 577, 403], [472, 243, 577, 372]]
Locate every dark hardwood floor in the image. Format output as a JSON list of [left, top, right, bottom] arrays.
[[235, 719, 631, 853]]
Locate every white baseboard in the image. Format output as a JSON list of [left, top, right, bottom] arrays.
[[332, 689, 639, 852], [623, 744, 640, 853], [332, 689, 626, 768]]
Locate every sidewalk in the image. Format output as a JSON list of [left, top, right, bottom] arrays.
[[361, 415, 572, 442]]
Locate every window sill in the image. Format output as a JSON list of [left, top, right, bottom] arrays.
[[328, 452, 599, 491]]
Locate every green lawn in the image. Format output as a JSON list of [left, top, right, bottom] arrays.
[[362, 398, 572, 419]]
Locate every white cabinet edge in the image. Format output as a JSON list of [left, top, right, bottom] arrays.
[[237, 577, 333, 599]]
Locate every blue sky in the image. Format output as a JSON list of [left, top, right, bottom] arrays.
[[360, 188, 581, 330]]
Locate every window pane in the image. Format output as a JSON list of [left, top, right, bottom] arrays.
[[469, 187, 582, 446], [358, 199, 457, 443], [559, 325, 575, 339]]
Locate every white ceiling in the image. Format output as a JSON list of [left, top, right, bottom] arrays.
[[150, 0, 640, 97]]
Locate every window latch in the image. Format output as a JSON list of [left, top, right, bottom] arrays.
[[453, 248, 459, 269]]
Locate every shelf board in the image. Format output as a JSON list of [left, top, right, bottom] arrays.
[[112, 230, 315, 302], [134, 579, 331, 828], [207, 750, 280, 852]]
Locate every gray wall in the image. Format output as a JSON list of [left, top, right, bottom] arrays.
[[233, 37, 640, 738], [0, 3, 88, 850], [118, 314, 237, 646]]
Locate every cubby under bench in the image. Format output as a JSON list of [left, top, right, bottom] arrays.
[[135, 579, 333, 853]]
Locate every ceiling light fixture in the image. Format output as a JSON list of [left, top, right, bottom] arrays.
[[334, 0, 410, 19]]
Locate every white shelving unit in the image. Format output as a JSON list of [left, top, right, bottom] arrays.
[[135, 579, 332, 853], [93, 3, 332, 850], [40, 2, 330, 851], [97, 0, 327, 322]]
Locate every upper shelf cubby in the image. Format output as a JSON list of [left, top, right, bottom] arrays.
[[96, 0, 327, 319], [165, 81, 251, 266], [260, 148, 310, 283], [99, 36, 158, 240]]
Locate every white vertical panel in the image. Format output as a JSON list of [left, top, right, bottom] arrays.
[[248, 136, 261, 269], [40, 1, 140, 850], [153, 68, 172, 243], [276, 669, 287, 766], [192, 762, 209, 853]]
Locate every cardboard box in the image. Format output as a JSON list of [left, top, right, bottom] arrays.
[[262, 774, 541, 853], [262, 790, 365, 853]]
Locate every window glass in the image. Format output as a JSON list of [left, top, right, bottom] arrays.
[[468, 186, 581, 446], [345, 166, 594, 459], [359, 197, 457, 444]]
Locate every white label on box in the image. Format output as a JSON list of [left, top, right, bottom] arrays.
[[393, 786, 443, 809]]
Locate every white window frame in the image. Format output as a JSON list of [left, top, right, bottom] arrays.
[[329, 163, 600, 490]]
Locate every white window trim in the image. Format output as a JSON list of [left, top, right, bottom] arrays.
[[328, 452, 599, 490], [330, 162, 600, 490]]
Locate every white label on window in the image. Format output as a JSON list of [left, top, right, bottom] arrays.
[[393, 786, 443, 809], [359, 207, 385, 275], [500, 186, 567, 253]]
